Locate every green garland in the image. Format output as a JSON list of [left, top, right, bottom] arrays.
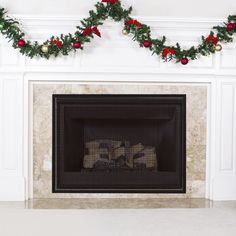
[[0, 0, 236, 65]]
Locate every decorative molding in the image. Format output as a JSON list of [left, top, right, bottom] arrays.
[[10, 15, 226, 25], [233, 83, 236, 174], [0, 16, 236, 75], [0, 73, 24, 200], [220, 83, 234, 171], [212, 79, 236, 200]]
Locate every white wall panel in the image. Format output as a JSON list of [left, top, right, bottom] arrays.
[[0, 46, 20, 67], [220, 47, 236, 69], [2, 79, 18, 170], [0, 74, 24, 200], [213, 81, 236, 200], [220, 84, 234, 171]]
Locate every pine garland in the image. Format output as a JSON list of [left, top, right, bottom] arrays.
[[0, 0, 236, 65]]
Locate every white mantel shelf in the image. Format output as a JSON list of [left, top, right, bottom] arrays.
[[0, 16, 236, 201]]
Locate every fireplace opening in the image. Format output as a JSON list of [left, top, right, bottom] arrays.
[[53, 95, 186, 193]]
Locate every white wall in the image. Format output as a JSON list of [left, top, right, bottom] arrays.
[[1, 0, 236, 18]]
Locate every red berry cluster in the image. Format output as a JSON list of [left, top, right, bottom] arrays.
[[207, 35, 218, 45], [162, 47, 175, 58], [126, 19, 142, 28], [51, 39, 63, 48]]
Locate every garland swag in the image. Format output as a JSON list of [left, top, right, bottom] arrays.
[[0, 0, 236, 65]]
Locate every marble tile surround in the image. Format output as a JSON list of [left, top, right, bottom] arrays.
[[33, 83, 207, 199]]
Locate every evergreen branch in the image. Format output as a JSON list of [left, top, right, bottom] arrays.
[[0, 1, 236, 65]]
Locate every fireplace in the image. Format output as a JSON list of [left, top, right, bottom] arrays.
[[53, 95, 186, 193]]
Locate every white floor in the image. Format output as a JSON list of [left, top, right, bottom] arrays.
[[0, 204, 236, 236]]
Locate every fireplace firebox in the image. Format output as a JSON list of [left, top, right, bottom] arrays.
[[53, 95, 186, 193]]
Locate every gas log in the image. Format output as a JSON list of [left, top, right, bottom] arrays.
[[83, 140, 157, 170]]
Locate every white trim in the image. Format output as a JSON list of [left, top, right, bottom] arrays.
[[205, 83, 212, 199], [25, 75, 212, 200], [1, 16, 236, 76], [23, 75, 30, 200]]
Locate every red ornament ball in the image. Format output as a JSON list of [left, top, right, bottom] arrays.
[[227, 23, 234, 31], [73, 41, 81, 49], [143, 40, 152, 48], [181, 58, 189, 65], [17, 39, 26, 47]]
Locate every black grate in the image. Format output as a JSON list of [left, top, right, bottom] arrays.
[[83, 139, 157, 170]]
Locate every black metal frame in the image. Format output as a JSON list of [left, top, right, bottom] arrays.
[[52, 95, 186, 193]]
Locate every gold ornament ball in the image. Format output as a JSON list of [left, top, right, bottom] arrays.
[[215, 44, 222, 52], [41, 45, 49, 53], [122, 29, 129, 35]]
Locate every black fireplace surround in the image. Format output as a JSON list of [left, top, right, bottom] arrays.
[[53, 95, 186, 193]]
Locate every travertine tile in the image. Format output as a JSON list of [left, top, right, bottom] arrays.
[[33, 83, 207, 199]]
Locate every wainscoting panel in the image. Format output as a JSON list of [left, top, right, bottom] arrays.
[[0, 74, 25, 200], [220, 83, 234, 171], [212, 80, 236, 200]]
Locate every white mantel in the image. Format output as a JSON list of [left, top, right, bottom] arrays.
[[0, 15, 236, 201]]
